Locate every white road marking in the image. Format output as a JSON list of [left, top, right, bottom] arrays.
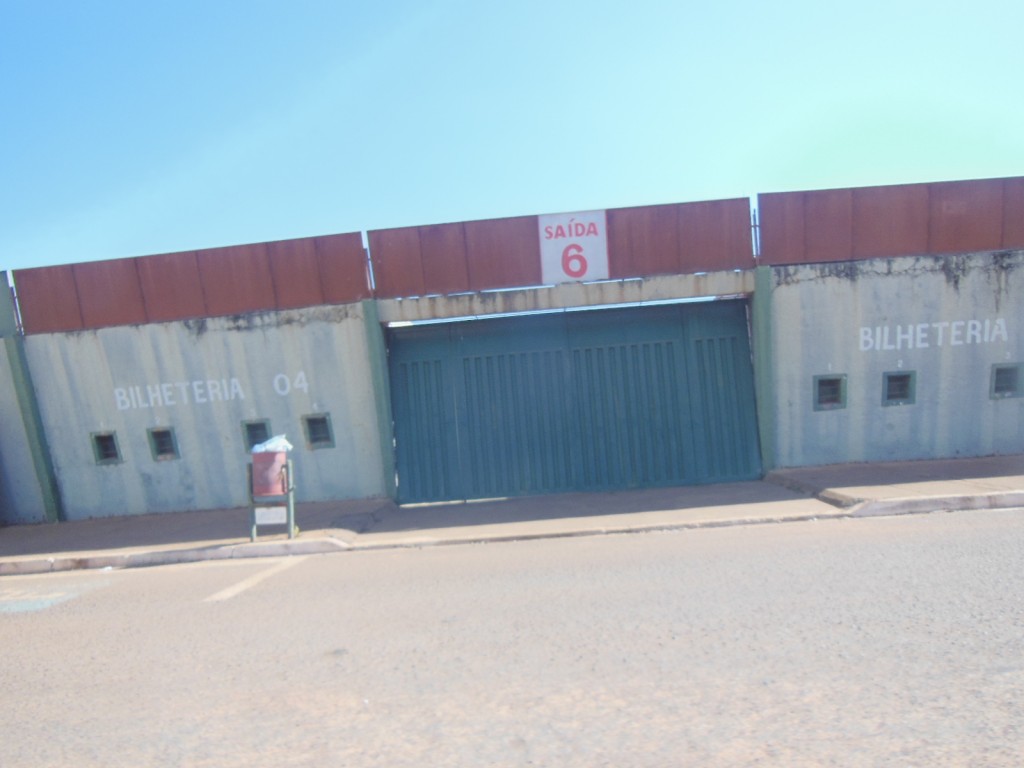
[[202, 557, 305, 603]]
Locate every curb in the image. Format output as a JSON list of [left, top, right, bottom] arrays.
[[763, 472, 1024, 515], [2, 497, 1021, 577], [0, 537, 349, 577], [0, 512, 853, 574], [851, 492, 1024, 517], [761, 472, 864, 509]]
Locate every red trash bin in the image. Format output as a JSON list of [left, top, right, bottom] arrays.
[[251, 451, 288, 496]]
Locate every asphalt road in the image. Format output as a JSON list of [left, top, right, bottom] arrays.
[[2, 508, 1022, 767]]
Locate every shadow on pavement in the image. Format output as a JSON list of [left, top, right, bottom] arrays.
[[361, 481, 812, 534]]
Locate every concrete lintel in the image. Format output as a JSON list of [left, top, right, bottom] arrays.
[[375, 270, 755, 324]]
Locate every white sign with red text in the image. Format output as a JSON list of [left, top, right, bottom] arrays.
[[539, 210, 609, 285]]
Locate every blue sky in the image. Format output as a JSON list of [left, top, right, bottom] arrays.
[[2, 0, 1022, 271]]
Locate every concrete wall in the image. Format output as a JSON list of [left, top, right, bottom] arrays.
[[24, 303, 386, 520], [10, 248, 1020, 520], [767, 250, 1023, 467]]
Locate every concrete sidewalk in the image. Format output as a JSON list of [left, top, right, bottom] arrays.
[[1, 455, 1021, 576]]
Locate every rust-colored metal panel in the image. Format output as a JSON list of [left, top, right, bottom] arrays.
[[756, 192, 805, 265], [267, 237, 325, 310], [803, 188, 853, 263], [605, 208, 634, 277], [852, 184, 928, 259], [13, 265, 84, 334], [419, 223, 470, 295], [463, 216, 540, 291], [197, 242, 277, 316], [1003, 177, 1024, 248], [368, 227, 425, 299], [316, 232, 370, 303], [928, 179, 1004, 254], [607, 204, 679, 278], [676, 198, 754, 272], [137, 251, 207, 322], [73, 258, 147, 329]]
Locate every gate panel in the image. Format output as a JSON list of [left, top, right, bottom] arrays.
[[388, 301, 761, 503], [686, 302, 762, 482], [572, 340, 691, 489], [568, 305, 697, 490], [454, 315, 575, 500], [389, 327, 460, 502], [460, 349, 575, 498]]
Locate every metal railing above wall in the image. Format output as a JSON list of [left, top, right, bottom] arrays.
[[6, 280, 24, 336]]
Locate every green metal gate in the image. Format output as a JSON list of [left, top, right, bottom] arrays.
[[388, 301, 761, 503]]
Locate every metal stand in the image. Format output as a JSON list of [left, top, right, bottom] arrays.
[[248, 459, 295, 542]]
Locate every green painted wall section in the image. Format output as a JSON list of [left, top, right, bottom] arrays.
[[752, 266, 777, 471], [0, 274, 63, 522], [362, 300, 397, 500]]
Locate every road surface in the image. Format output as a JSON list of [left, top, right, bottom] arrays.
[[2, 508, 1022, 766]]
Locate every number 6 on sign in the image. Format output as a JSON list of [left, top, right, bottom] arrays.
[[562, 244, 588, 278], [539, 210, 609, 285]]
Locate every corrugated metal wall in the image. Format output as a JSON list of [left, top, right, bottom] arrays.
[[606, 198, 754, 277], [14, 232, 369, 334], [368, 216, 542, 298], [368, 198, 754, 299], [14, 175, 1024, 335], [758, 177, 1024, 265]]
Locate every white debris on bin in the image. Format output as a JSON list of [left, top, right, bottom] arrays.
[[251, 435, 293, 453]]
